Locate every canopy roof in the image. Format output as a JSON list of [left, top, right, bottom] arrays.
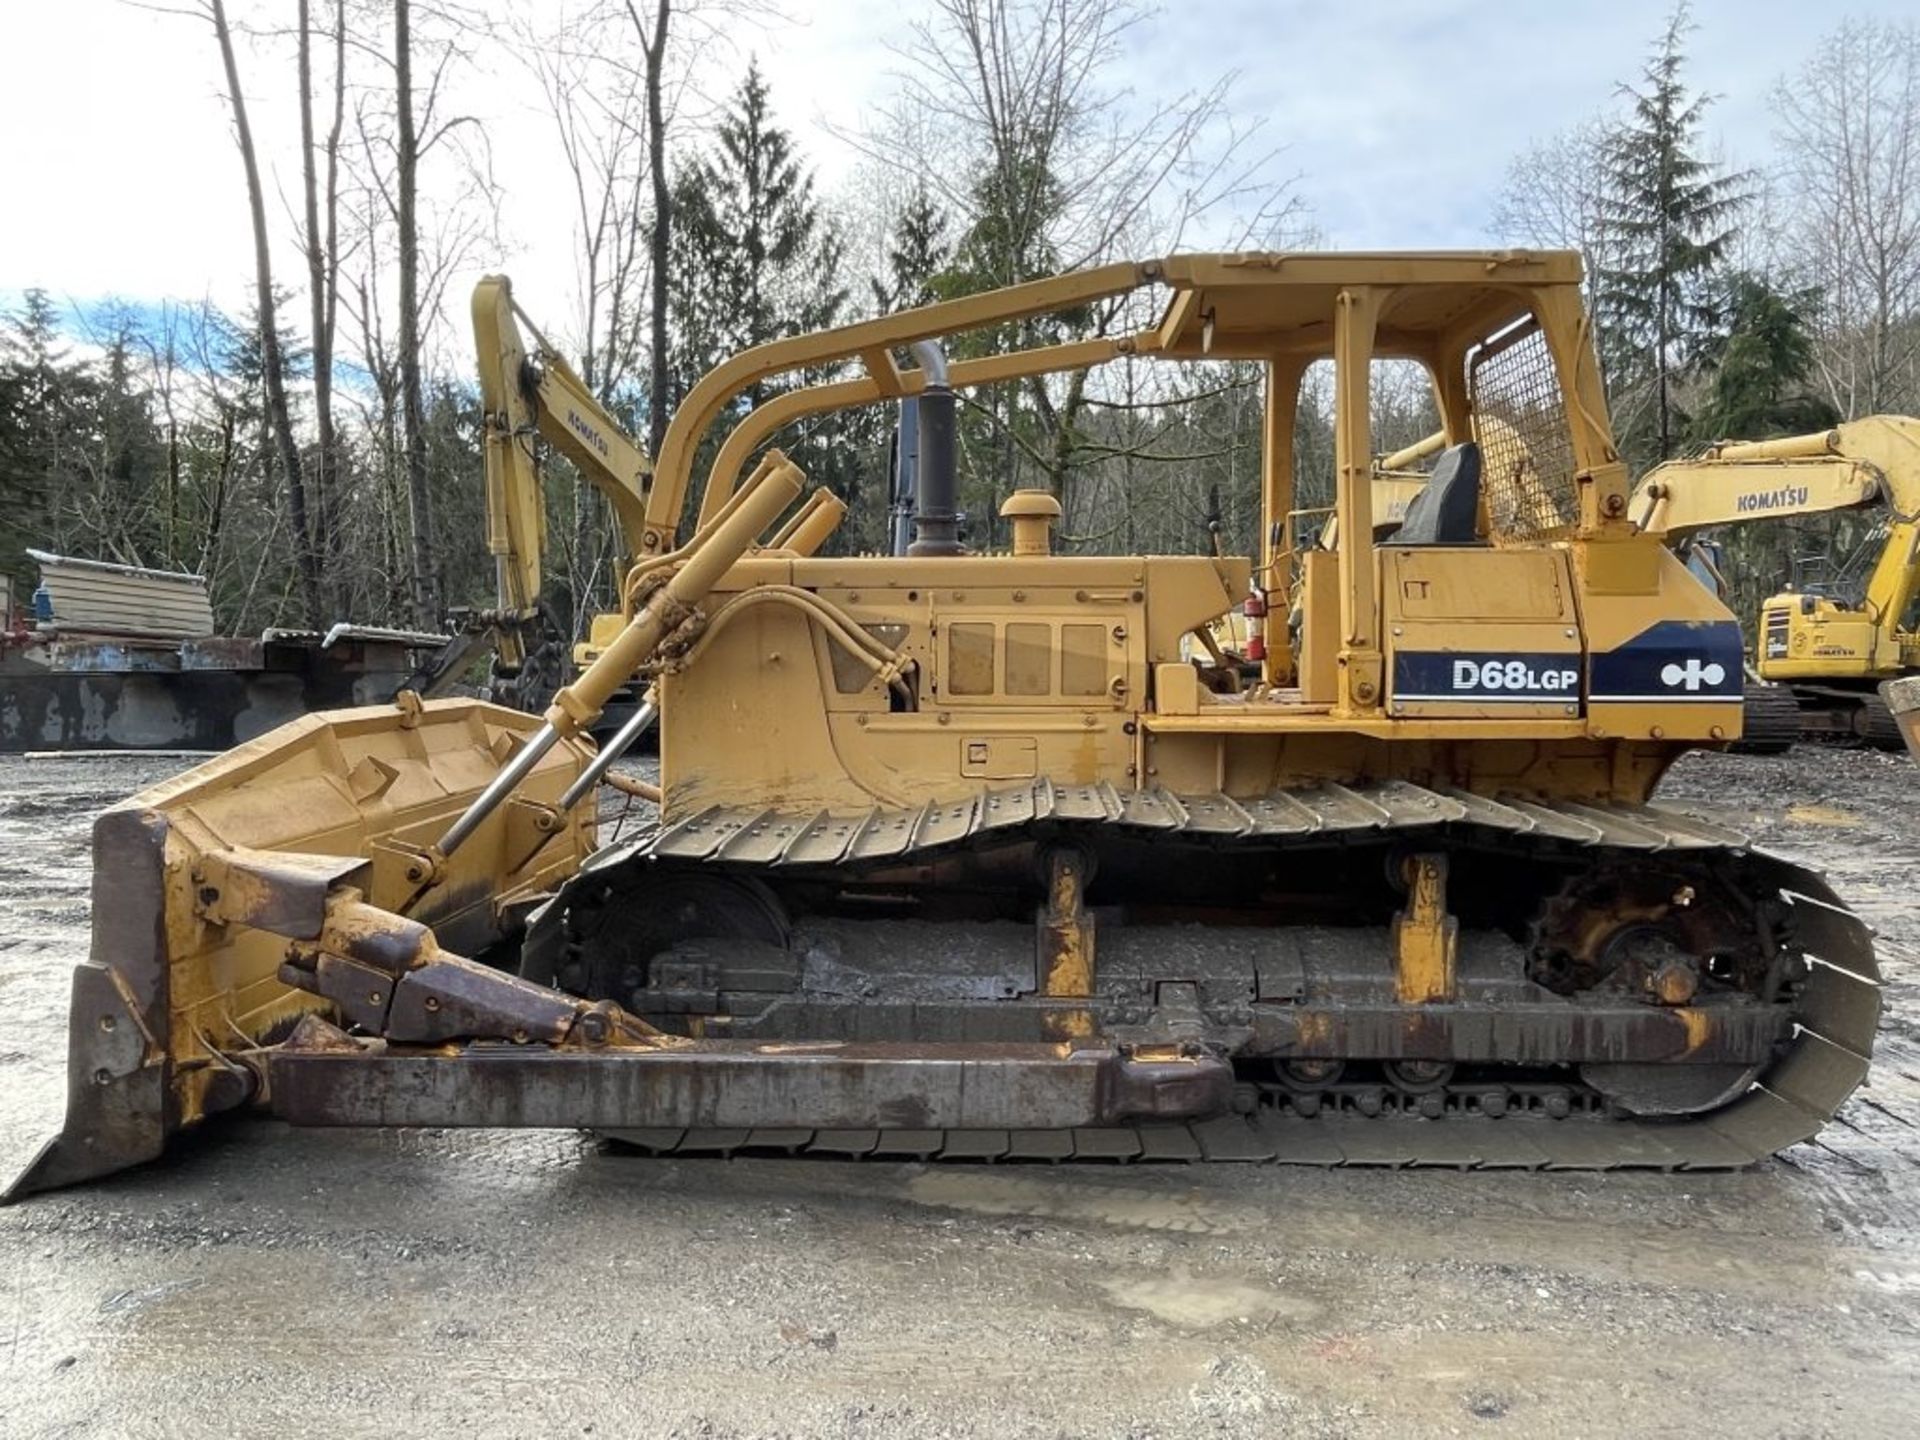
[[1152, 251, 1583, 361]]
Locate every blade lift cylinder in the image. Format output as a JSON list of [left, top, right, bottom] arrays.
[[436, 452, 806, 861]]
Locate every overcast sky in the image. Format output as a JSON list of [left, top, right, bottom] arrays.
[[2, 0, 1913, 350]]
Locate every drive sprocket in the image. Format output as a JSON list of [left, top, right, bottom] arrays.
[[1528, 858, 1794, 1116]]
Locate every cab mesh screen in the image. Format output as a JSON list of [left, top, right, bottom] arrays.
[[1470, 318, 1576, 540]]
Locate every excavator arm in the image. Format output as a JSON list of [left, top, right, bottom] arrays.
[[1635, 416, 1920, 737], [409, 278, 655, 699], [472, 275, 652, 599], [1631, 418, 1920, 677]]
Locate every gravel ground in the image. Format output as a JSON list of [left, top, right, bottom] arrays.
[[1, 746, 1917, 1439]]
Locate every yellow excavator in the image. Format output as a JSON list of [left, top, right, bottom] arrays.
[[1631, 418, 1920, 748], [7, 250, 1879, 1198], [404, 277, 653, 714]]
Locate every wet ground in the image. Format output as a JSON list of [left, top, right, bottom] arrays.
[[1, 747, 1917, 1438]]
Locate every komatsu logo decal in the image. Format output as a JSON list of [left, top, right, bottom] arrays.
[[1393, 652, 1580, 704], [1735, 485, 1809, 514], [1659, 657, 1727, 691]]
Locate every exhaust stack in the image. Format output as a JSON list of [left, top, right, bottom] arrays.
[[906, 340, 963, 557]]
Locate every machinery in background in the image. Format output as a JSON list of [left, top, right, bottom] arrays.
[[1631, 418, 1920, 748], [9, 250, 1880, 1198], [401, 277, 655, 720], [1, 549, 443, 752]]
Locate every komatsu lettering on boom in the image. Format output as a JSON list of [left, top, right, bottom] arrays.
[[1735, 486, 1810, 513]]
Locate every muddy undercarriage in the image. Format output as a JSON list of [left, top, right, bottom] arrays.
[[458, 784, 1881, 1170]]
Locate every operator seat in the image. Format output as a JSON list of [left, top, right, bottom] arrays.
[[1384, 442, 1481, 546]]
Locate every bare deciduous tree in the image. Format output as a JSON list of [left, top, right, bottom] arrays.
[[872, 0, 1294, 277], [1774, 18, 1920, 418], [509, 0, 653, 631], [210, 0, 325, 625], [626, 0, 675, 456], [298, 0, 349, 613], [1492, 120, 1613, 301], [394, 0, 438, 625], [848, 0, 1300, 523]]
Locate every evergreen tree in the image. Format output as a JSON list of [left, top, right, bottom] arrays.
[[82, 306, 171, 568], [0, 291, 94, 579], [1597, 2, 1747, 464], [0, 349, 37, 592], [870, 187, 950, 314], [668, 63, 857, 538], [950, 132, 1064, 293], [1700, 275, 1847, 637], [422, 379, 489, 611], [670, 62, 847, 394], [1693, 273, 1838, 442]]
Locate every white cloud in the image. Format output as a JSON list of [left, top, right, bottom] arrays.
[[4, 0, 1911, 355]]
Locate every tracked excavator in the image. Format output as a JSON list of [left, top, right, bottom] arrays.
[[402, 278, 655, 716], [7, 251, 1880, 1198], [1631, 418, 1920, 748]]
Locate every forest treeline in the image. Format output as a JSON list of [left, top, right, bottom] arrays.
[[0, 1, 1916, 643]]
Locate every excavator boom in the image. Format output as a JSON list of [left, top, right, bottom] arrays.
[[1631, 416, 1920, 745], [408, 278, 656, 704]]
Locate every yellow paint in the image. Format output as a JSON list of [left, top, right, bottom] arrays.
[[1040, 851, 1096, 998], [1787, 803, 1860, 828], [1392, 854, 1458, 1004], [119, 698, 594, 1128], [1043, 1008, 1096, 1040], [1675, 1007, 1714, 1054]]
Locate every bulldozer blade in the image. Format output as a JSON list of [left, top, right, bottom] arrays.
[[5, 697, 595, 1202], [8, 810, 174, 1199], [1886, 678, 1920, 760]]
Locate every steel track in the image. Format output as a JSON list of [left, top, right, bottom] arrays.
[[571, 784, 1882, 1170]]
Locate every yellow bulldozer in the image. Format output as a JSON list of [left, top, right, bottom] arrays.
[[6, 251, 1880, 1198]]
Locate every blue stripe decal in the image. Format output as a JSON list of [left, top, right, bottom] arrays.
[[1590, 619, 1743, 703]]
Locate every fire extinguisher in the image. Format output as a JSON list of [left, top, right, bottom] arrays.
[[1243, 588, 1267, 663]]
